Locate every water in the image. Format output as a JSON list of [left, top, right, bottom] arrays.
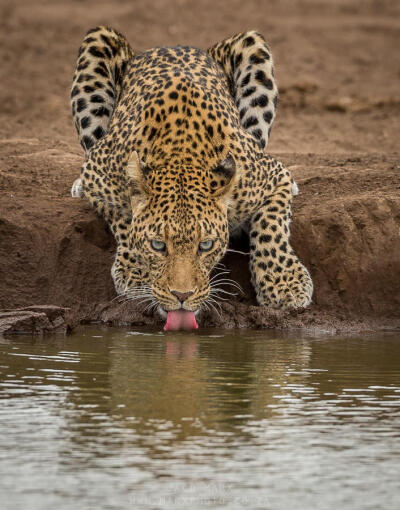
[[0, 327, 399, 510]]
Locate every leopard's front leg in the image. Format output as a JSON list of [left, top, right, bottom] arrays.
[[249, 163, 313, 309]]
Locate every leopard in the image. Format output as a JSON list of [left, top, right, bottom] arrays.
[[70, 26, 313, 329]]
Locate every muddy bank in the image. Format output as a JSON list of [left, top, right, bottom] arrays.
[[0, 142, 399, 334], [0, 0, 399, 333]]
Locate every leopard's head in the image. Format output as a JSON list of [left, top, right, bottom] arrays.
[[112, 151, 239, 322]]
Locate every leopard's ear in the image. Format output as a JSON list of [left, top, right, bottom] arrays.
[[209, 153, 239, 200], [126, 151, 152, 196]]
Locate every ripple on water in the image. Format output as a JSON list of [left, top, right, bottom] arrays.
[[0, 328, 399, 510]]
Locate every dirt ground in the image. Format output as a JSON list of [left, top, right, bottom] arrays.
[[0, 0, 399, 333]]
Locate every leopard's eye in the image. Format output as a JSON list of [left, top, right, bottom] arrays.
[[150, 240, 166, 252], [199, 240, 214, 252]]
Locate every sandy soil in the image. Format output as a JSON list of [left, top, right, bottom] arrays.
[[0, 0, 399, 333]]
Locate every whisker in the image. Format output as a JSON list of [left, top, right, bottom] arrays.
[[226, 248, 249, 255], [208, 298, 222, 317], [214, 262, 228, 270], [209, 270, 230, 282], [127, 297, 154, 308], [206, 296, 223, 314], [124, 285, 152, 292], [143, 300, 158, 313], [125, 292, 152, 298], [208, 294, 229, 302], [210, 287, 238, 297], [126, 296, 153, 306], [210, 277, 239, 283], [211, 276, 242, 285], [210, 279, 243, 294], [116, 285, 152, 298], [124, 292, 153, 299], [111, 294, 127, 303], [124, 289, 153, 298], [201, 302, 210, 312], [205, 300, 221, 319]]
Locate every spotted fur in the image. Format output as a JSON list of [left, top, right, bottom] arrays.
[[71, 27, 134, 153], [208, 30, 278, 150], [70, 26, 313, 313]]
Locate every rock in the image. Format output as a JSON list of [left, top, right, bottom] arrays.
[[0, 306, 73, 335]]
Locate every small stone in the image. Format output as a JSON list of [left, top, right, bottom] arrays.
[[0, 306, 73, 336]]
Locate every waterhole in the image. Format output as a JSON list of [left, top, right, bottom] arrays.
[[0, 327, 399, 509]]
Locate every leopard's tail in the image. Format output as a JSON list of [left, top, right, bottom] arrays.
[[208, 31, 278, 150], [71, 26, 134, 154]]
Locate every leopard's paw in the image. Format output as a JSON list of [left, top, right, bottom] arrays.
[[254, 262, 313, 310]]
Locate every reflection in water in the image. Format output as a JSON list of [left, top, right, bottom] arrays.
[[0, 328, 399, 509]]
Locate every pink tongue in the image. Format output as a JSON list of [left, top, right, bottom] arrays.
[[164, 310, 198, 331]]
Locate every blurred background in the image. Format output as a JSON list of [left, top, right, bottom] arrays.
[[0, 0, 399, 154]]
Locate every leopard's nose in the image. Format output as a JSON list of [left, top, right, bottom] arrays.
[[171, 290, 194, 303]]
